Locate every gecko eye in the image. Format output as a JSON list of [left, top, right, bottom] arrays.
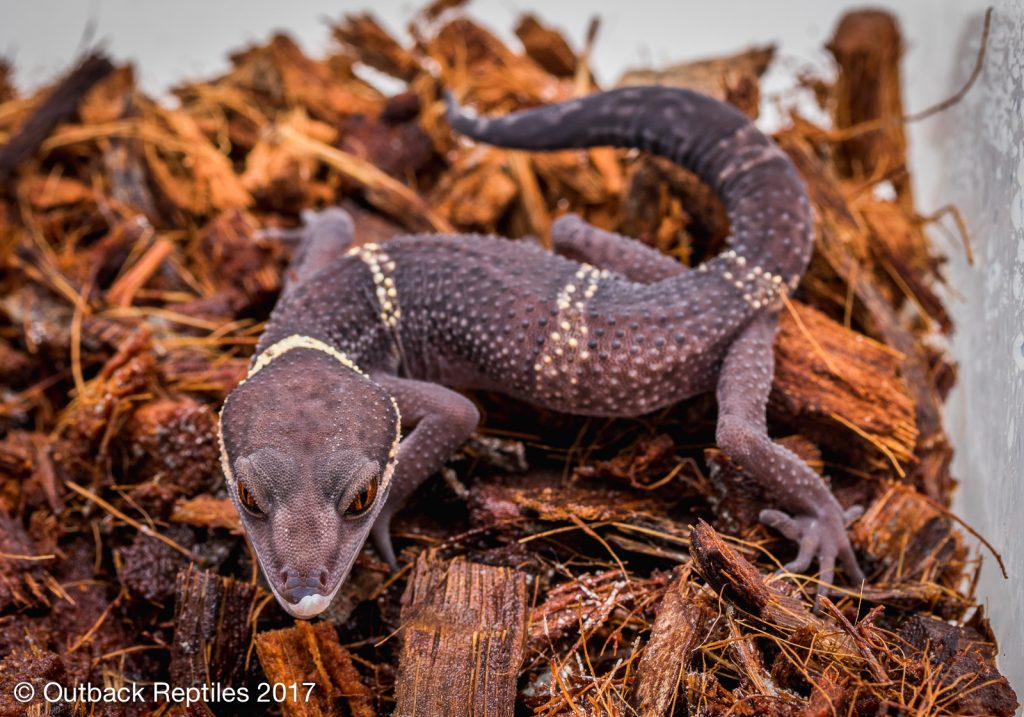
[[344, 475, 379, 517], [237, 480, 264, 517]]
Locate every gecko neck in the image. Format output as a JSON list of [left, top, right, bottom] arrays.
[[246, 334, 367, 380]]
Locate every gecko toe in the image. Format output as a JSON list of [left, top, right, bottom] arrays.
[[844, 504, 865, 523], [816, 545, 837, 594], [839, 541, 866, 585], [762, 504, 865, 593], [782, 529, 819, 574], [760, 509, 800, 541]]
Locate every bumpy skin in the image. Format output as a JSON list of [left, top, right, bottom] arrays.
[[219, 86, 864, 619]]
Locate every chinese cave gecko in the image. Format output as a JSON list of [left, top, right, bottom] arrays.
[[217, 86, 865, 619]]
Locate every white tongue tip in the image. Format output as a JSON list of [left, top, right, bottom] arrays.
[[286, 593, 331, 619]]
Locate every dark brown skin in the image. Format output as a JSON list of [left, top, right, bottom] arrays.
[[218, 86, 864, 619]]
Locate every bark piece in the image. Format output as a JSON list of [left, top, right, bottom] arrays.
[[255, 620, 376, 717], [121, 530, 189, 603], [274, 122, 450, 233], [897, 615, 1018, 717], [771, 300, 918, 474], [241, 108, 337, 213], [332, 13, 421, 81], [777, 129, 952, 500], [850, 483, 969, 618], [0, 648, 68, 716], [122, 397, 220, 496], [171, 495, 243, 534], [576, 432, 680, 490], [430, 150, 518, 230], [0, 507, 52, 610], [828, 11, 912, 206], [617, 45, 775, 119], [221, 34, 382, 123], [630, 570, 712, 716], [514, 15, 577, 78], [860, 199, 951, 333], [393, 551, 528, 717], [689, 521, 857, 664], [0, 339, 31, 386], [170, 567, 256, 692], [527, 569, 666, 656]]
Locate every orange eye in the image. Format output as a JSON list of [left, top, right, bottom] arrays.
[[237, 480, 263, 516], [345, 477, 378, 517]]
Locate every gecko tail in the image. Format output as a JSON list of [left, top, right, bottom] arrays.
[[444, 86, 763, 192], [444, 86, 814, 280]]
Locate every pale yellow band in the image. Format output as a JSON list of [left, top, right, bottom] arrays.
[[246, 334, 366, 379]]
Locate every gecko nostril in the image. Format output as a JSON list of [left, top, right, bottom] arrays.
[[280, 570, 291, 587], [318, 570, 328, 587]]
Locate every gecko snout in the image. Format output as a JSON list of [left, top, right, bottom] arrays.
[[279, 568, 333, 618]]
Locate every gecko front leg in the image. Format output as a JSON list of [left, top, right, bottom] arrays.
[[369, 373, 480, 567], [715, 311, 864, 591], [551, 213, 686, 282], [279, 208, 356, 298]]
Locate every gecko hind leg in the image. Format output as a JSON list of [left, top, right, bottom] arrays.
[[368, 373, 480, 568], [551, 213, 687, 283], [278, 208, 356, 298], [715, 311, 864, 593]]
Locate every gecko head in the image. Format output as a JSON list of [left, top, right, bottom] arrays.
[[218, 345, 400, 619]]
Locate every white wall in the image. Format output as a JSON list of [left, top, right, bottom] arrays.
[[936, 1, 1024, 703], [1, 0, 1017, 699]]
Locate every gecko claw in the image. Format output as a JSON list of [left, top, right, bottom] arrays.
[[759, 502, 865, 594], [253, 225, 307, 244]]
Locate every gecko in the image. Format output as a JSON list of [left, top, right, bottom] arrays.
[[217, 86, 865, 619]]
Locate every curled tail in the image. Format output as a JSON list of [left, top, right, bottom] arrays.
[[445, 87, 813, 285]]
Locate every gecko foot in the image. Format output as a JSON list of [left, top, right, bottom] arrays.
[[760, 503, 865, 593], [370, 514, 399, 571]]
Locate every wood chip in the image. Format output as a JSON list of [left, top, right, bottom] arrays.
[[255, 620, 376, 717], [393, 551, 528, 717]]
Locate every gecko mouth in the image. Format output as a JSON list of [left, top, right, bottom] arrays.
[[271, 578, 344, 619], [284, 592, 335, 618]]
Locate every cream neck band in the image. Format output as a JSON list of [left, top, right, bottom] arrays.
[[246, 334, 366, 380]]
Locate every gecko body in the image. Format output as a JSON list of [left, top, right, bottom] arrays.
[[218, 87, 863, 619]]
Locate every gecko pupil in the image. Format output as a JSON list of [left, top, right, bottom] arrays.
[[237, 481, 263, 516], [346, 477, 378, 517]]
